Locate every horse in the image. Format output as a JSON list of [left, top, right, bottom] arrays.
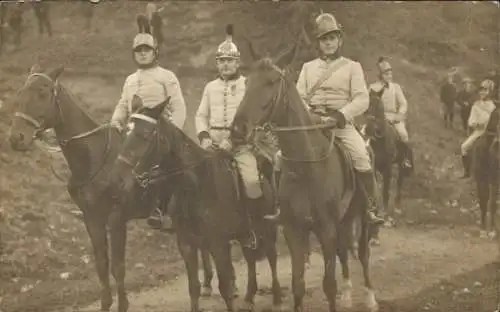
[[470, 107, 500, 239], [230, 45, 379, 311], [7, 65, 214, 312], [109, 101, 282, 312], [363, 87, 413, 226]]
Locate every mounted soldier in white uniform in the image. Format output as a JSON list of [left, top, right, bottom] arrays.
[[369, 57, 413, 169], [195, 24, 276, 245], [295, 12, 385, 225], [110, 24, 187, 229]]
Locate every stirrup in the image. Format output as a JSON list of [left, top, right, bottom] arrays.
[[367, 211, 385, 225], [243, 230, 258, 250], [147, 208, 163, 229]]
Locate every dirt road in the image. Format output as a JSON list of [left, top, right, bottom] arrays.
[[76, 226, 498, 312]]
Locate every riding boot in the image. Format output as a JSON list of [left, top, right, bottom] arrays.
[[356, 170, 385, 225], [242, 196, 266, 249], [263, 169, 281, 222], [147, 197, 174, 232], [461, 154, 471, 179], [402, 143, 414, 170]]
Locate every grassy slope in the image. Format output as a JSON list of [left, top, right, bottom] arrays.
[[0, 1, 498, 311]]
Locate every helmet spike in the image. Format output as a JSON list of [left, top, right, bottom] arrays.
[[225, 24, 234, 41]]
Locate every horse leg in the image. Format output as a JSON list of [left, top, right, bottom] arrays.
[[488, 182, 498, 238], [265, 225, 282, 311], [382, 167, 394, 228], [314, 221, 338, 312], [337, 223, 353, 309], [395, 164, 405, 207], [283, 224, 308, 312], [177, 232, 201, 312], [109, 210, 129, 312], [240, 247, 258, 312], [358, 216, 379, 312], [211, 241, 237, 311], [200, 247, 213, 297], [477, 180, 489, 237], [83, 215, 112, 311]]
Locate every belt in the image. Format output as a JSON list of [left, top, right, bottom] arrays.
[[210, 126, 231, 130]]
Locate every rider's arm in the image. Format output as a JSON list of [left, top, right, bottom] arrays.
[[110, 77, 131, 127], [339, 62, 369, 121], [163, 72, 186, 129], [195, 84, 211, 141], [296, 63, 309, 110], [395, 83, 408, 116]]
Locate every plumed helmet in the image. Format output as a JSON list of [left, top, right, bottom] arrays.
[[480, 79, 495, 93], [377, 57, 392, 73], [314, 13, 342, 39], [133, 33, 156, 50], [216, 24, 240, 60]]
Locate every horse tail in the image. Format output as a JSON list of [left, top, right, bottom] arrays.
[[136, 13, 151, 34]]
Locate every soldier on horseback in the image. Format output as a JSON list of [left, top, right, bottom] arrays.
[[110, 28, 187, 229], [369, 56, 413, 169], [295, 12, 384, 225], [460, 79, 496, 178], [195, 24, 275, 244]]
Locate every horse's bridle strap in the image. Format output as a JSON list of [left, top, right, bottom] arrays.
[[14, 112, 42, 129]]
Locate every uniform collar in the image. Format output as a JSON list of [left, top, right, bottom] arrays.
[[217, 72, 241, 82]]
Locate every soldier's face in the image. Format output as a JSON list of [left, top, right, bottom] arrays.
[[134, 46, 155, 65], [318, 32, 342, 56], [381, 70, 393, 83], [479, 86, 490, 100], [216, 58, 239, 77]]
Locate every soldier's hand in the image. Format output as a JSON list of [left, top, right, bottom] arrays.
[[200, 138, 213, 149], [110, 121, 123, 133], [219, 139, 232, 151]]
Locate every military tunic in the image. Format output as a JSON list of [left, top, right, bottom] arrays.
[[369, 80, 410, 142], [296, 56, 372, 171], [111, 66, 186, 130], [195, 76, 262, 199]]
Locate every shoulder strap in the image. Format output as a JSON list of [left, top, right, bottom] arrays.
[[303, 58, 350, 105]]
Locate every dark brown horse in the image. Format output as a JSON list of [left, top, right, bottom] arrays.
[[7, 65, 214, 312], [363, 87, 413, 226], [230, 49, 379, 311], [470, 107, 500, 239], [109, 102, 282, 312]]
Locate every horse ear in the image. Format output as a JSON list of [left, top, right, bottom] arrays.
[[149, 98, 169, 120], [245, 36, 262, 62], [29, 64, 41, 75], [273, 38, 300, 70], [47, 66, 65, 81]]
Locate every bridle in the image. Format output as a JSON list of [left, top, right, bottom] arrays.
[[14, 73, 109, 147], [250, 66, 337, 163], [116, 113, 207, 188]]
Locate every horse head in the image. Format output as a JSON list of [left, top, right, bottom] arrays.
[[111, 99, 169, 195], [9, 64, 65, 151], [231, 36, 301, 144], [365, 87, 387, 139]]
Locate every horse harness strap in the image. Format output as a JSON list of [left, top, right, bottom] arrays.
[[303, 58, 350, 106]]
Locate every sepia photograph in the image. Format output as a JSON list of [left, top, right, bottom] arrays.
[[0, 0, 499, 311]]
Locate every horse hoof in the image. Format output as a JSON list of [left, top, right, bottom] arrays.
[[271, 303, 286, 312], [370, 238, 381, 246], [201, 286, 212, 297], [488, 231, 497, 239], [480, 230, 488, 239], [239, 301, 254, 312], [339, 293, 353, 309]]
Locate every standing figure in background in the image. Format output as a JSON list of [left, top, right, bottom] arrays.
[[8, 2, 24, 49], [440, 73, 458, 129], [457, 77, 476, 132], [32, 0, 52, 37], [460, 79, 496, 178]]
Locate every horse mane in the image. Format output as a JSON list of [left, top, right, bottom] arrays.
[[55, 82, 100, 127]]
